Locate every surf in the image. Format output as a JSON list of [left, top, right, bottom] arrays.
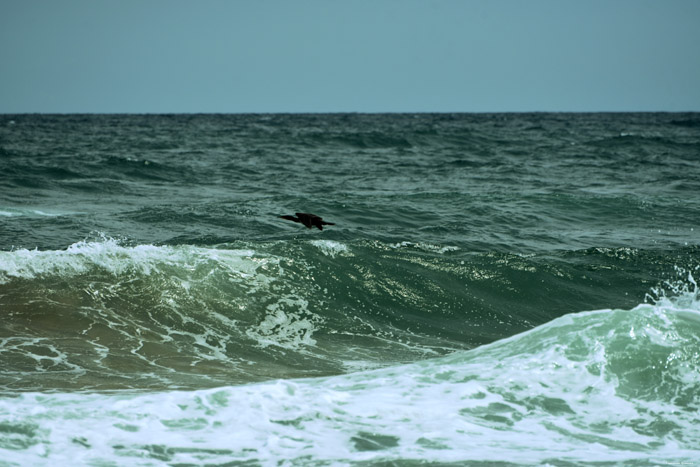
[[2, 290, 698, 465]]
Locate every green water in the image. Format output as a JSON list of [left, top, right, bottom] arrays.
[[1, 113, 699, 464]]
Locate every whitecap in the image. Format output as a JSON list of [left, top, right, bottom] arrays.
[[309, 240, 350, 258]]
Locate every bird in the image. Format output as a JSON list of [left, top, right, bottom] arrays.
[[279, 212, 335, 230]]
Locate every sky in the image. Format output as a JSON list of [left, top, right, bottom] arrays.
[[1, 0, 699, 113]]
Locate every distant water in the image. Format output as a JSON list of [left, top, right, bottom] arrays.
[[1, 113, 699, 465]]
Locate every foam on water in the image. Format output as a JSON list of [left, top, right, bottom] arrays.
[[2, 293, 698, 465], [245, 296, 322, 350], [0, 238, 262, 284], [390, 241, 460, 254], [0, 207, 65, 218], [309, 239, 350, 258]]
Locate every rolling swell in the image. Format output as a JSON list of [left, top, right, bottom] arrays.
[[1, 237, 695, 392]]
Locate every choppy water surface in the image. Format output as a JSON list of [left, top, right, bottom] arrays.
[[1, 113, 699, 465]]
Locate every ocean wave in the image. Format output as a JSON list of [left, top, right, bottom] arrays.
[[3, 111, 699, 464], [0, 238, 470, 390], [1, 292, 698, 465], [1, 238, 697, 391]]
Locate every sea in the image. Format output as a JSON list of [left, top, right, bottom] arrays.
[[1, 112, 699, 466]]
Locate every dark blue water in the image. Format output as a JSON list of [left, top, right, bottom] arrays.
[[1, 113, 699, 465]]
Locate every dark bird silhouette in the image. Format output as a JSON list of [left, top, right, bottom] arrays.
[[279, 212, 335, 230]]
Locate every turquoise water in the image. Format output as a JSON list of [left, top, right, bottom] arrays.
[[1, 113, 699, 464]]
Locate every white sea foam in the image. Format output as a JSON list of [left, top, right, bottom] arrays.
[[245, 296, 322, 350], [390, 241, 459, 254], [0, 207, 67, 217], [0, 238, 263, 284], [309, 239, 350, 257]]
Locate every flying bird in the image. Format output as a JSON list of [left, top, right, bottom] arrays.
[[279, 212, 335, 230]]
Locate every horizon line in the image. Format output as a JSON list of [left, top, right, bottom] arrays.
[[2, 110, 700, 116]]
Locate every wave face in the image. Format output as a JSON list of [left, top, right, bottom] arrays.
[[3, 238, 696, 392], [1, 238, 473, 390], [1, 113, 699, 464]]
